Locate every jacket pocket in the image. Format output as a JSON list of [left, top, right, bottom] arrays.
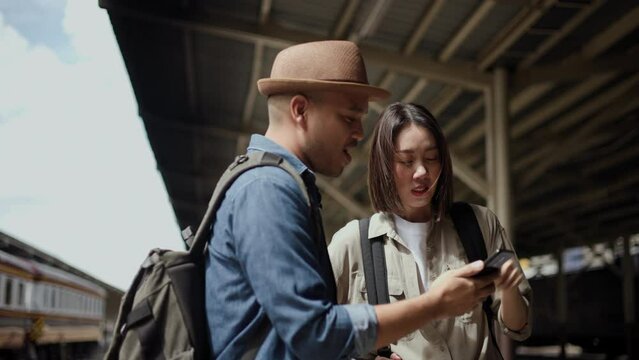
[[356, 273, 406, 302]]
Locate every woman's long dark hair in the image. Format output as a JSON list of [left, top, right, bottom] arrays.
[[368, 102, 453, 221]]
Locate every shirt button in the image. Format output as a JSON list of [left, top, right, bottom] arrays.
[[439, 345, 445, 352]]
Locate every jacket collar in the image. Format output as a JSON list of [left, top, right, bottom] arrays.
[[368, 212, 409, 248]]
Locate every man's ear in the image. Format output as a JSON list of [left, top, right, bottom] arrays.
[[290, 94, 309, 128]]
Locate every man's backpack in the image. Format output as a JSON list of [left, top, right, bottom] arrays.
[[358, 202, 503, 359], [105, 151, 309, 360]]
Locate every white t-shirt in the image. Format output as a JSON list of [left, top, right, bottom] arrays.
[[392, 214, 431, 291]]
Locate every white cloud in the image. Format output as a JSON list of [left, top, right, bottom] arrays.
[[0, 1, 181, 290]]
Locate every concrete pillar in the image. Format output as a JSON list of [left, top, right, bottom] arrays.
[[622, 236, 636, 358], [484, 87, 495, 210], [556, 247, 567, 359], [493, 67, 512, 240], [487, 68, 515, 359]]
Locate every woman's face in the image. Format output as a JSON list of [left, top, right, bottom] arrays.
[[393, 122, 441, 222]]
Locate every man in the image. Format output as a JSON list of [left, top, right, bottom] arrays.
[[205, 40, 496, 359]]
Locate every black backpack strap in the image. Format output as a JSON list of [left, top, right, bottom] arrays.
[[359, 217, 392, 358], [450, 202, 487, 261], [450, 202, 504, 360], [188, 151, 310, 255], [359, 217, 390, 305]]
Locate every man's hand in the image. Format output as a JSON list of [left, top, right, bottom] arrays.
[[428, 260, 497, 319], [373, 261, 497, 349]]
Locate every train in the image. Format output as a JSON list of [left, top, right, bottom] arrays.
[[0, 247, 107, 359]]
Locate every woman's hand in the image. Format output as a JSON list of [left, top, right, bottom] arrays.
[[495, 259, 528, 331], [495, 259, 524, 291], [429, 261, 497, 319]]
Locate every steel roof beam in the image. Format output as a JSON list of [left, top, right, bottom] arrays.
[[583, 141, 639, 177], [430, 0, 495, 142], [99, 1, 491, 90], [509, 4, 639, 118], [514, 51, 639, 88], [348, 0, 393, 43], [517, 171, 639, 226], [403, 0, 446, 55], [439, 1, 496, 62], [581, 6, 639, 59], [511, 73, 613, 138], [259, 0, 272, 25], [443, 97, 483, 135], [429, 86, 463, 116], [518, 95, 639, 187], [477, 0, 556, 71], [429, 0, 494, 144], [519, 0, 604, 68], [450, 152, 489, 199], [513, 84, 639, 180], [332, 0, 361, 39]]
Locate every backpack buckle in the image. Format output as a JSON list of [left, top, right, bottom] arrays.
[[181, 226, 195, 249], [119, 323, 127, 335], [229, 154, 249, 170]]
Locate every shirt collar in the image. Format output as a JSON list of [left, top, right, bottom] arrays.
[[246, 134, 310, 177], [370, 212, 410, 248]]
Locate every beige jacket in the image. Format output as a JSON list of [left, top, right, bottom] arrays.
[[328, 205, 532, 360]]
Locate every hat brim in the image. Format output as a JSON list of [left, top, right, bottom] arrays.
[[257, 78, 390, 101]]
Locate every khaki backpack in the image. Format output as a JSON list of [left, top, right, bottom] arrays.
[[105, 151, 310, 360]]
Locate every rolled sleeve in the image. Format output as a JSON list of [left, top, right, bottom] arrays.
[[498, 286, 533, 341], [343, 304, 378, 357], [487, 209, 534, 342]]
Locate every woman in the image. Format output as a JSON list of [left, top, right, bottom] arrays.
[[329, 103, 532, 360]]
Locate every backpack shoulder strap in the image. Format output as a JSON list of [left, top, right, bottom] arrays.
[[449, 201, 503, 360], [358, 217, 390, 305], [449, 202, 487, 262], [188, 151, 310, 255], [358, 217, 392, 358]]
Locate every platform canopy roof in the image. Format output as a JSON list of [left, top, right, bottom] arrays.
[[100, 0, 639, 256]]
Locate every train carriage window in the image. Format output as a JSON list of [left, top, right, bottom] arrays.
[[18, 282, 25, 306], [4, 278, 13, 306], [42, 286, 49, 310], [0, 275, 4, 306]]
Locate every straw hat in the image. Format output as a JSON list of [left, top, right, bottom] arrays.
[[257, 41, 390, 101]]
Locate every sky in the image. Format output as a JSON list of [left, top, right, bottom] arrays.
[[0, 0, 181, 290]]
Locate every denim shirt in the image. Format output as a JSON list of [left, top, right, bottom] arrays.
[[205, 135, 378, 360]]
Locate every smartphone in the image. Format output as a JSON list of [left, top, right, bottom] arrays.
[[473, 249, 515, 278]]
